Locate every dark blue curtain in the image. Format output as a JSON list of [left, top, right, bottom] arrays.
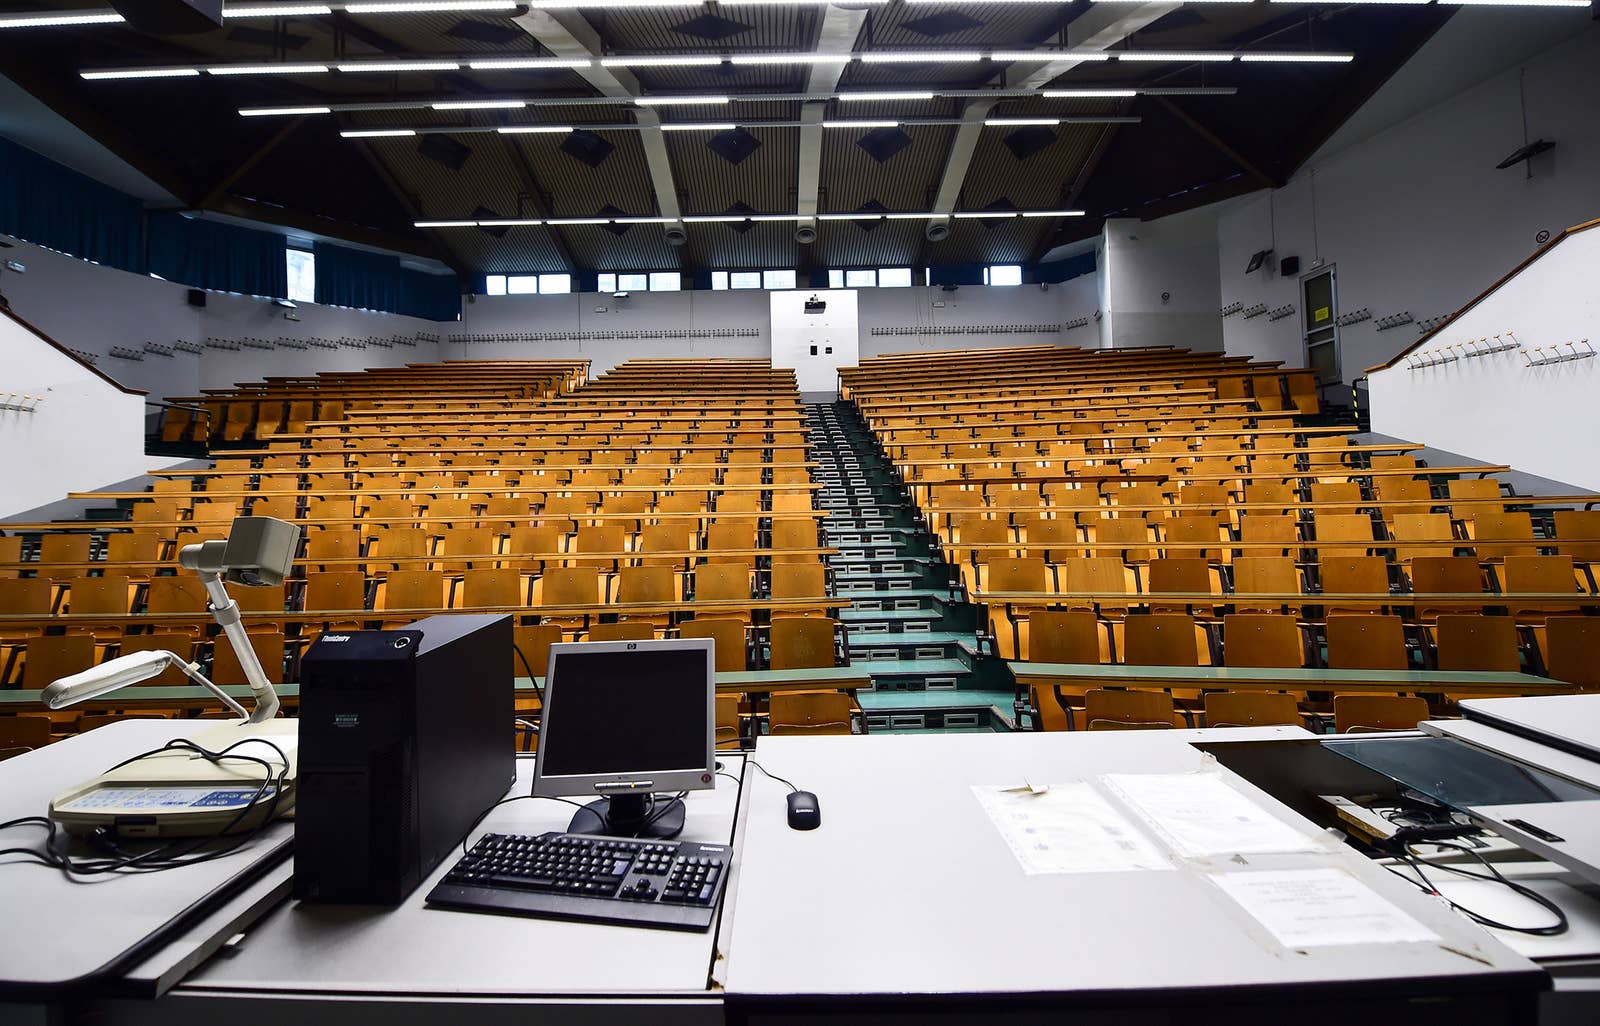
[[148, 212, 287, 298], [0, 136, 145, 271], [315, 242, 461, 322], [927, 263, 987, 287]]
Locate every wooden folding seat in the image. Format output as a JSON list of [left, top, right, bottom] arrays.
[[671, 468, 717, 488], [369, 528, 434, 568], [1161, 515, 1227, 564], [222, 402, 255, 442], [160, 406, 197, 444], [366, 497, 414, 522], [531, 566, 605, 619], [1325, 614, 1409, 670], [1552, 510, 1600, 570], [39, 533, 93, 567], [1103, 483, 1164, 517], [1014, 516, 1079, 561], [481, 495, 533, 529], [1057, 557, 1135, 615], [0, 535, 20, 580], [1083, 689, 1179, 731], [1389, 513, 1456, 564], [1146, 557, 1220, 615], [1407, 556, 1486, 622], [1123, 613, 1207, 666], [1175, 484, 1233, 525], [1237, 514, 1300, 556], [1318, 556, 1391, 616], [1374, 478, 1434, 522], [1448, 478, 1504, 508], [105, 532, 166, 572], [437, 528, 497, 573], [284, 401, 315, 435], [1465, 511, 1537, 559], [1085, 515, 1153, 563], [1310, 481, 1362, 505], [705, 522, 759, 570], [613, 565, 681, 629], [1334, 695, 1428, 734], [541, 494, 595, 520], [569, 525, 627, 571], [768, 690, 852, 735], [191, 502, 241, 527], [680, 618, 750, 672], [1543, 617, 1600, 689], [693, 563, 756, 624], [109, 632, 194, 685], [1501, 555, 1585, 622], [768, 616, 839, 671], [308, 497, 357, 522], [771, 563, 829, 615], [460, 568, 524, 610], [1230, 557, 1301, 615], [380, 570, 448, 620], [621, 467, 670, 489], [305, 528, 362, 570], [212, 631, 286, 686], [250, 495, 299, 522], [1312, 513, 1374, 559], [303, 571, 369, 629], [1204, 692, 1301, 728], [22, 634, 98, 690], [145, 575, 209, 619], [1222, 614, 1304, 668], [1242, 483, 1297, 514], [1433, 614, 1521, 672], [226, 582, 287, 628]]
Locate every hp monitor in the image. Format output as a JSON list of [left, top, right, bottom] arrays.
[[532, 637, 716, 839]]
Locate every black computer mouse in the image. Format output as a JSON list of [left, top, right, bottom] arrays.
[[786, 790, 820, 831]]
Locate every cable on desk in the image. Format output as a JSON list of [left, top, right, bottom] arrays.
[[459, 792, 591, 857], [513, 643, 543, 705], [1383, 839, 1569, 936], [744, 760, 799, 794], [0, 737, 289, 878]]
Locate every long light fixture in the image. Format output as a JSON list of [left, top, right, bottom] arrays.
[[224, 4, 333, 15], [341, 128, 417, 137], [1043, 88, 1137, 97], [837, 91, 936, 102], [432, 99, 527, 109], [334, 115, 1143, 135], [343, 0, 517, 10], [84, 49, 1359, 80], [659, 122, 739, 131], [634, 95, 730, 105], [823, 119, 898, 128], [240, 105, 332, 116], [415, 207, 1085, 228], [0, 11, 126, 27], [496, 124, 574, 133], [985, 117, 1061, 126]]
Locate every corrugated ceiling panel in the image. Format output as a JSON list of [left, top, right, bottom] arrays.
[[820, 122, 951, 212], [683, 221, 800, 271], [813, 219, 925, 269], [667, 124, 797, 214], [445, 226, 570, 275], [959, 121, 1101, 209]]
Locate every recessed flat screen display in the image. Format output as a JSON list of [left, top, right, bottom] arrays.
[[538, 647, 710, 777]]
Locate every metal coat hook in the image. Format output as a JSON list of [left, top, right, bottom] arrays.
[[1, 392, 42, 413]]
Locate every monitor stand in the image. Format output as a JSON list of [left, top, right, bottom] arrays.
[[567, 793, 686, 839]]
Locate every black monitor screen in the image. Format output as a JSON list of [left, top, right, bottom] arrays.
[[1325, 736, 1600, 809], [538, 647, 710, 777]]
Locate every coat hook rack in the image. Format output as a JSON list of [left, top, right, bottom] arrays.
[[0, 393, 42, 413]]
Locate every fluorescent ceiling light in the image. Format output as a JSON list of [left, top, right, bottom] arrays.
[[986, 117, 1059, 126], [240, 105, 332, 116], [601, 55, 722, 67], [221, 4, 332, 16], [81, 67, 200, 79], [859, 52, 981, 63], [477, 219, 543, 226], [729, 53, 852, 65], [338, 60, 461, 71], [818, 213, 880, 220], [953, 211, 1016, 219], [208, 63, 329, 75], [340, 128, 416, 137], [836, 91, 935, 102], [1451, 0, 1589, 5], [660, 122, 739, 131], [882, 212, 924, 220], [1118, 52, 1237, 62], [720, 0, 888, 4], [635, 95, 730, 105], [469, 58, 592, 69], [1239, 52, 1355, 62], [989, 51, 1112, 61], [822, 120, 898, 128], [1022, 209, 1086, 217], [432, 99, 527, 109], [545, 217, 612, 225], [1044, 88, 1138, 98], [344, 0, 517, 10], [683, 215, 749, 223], [416, 220, 477, 228], [497, 124, 574, 133], [420, 207, 1088, 226], [748, 214, 805, 222], [611, 216, 677, 224], [0, 11, 125, 27]]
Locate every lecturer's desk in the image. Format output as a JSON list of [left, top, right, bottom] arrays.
[[722, 730, 1546, 1023]]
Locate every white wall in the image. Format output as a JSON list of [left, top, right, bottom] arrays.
[[1217, 19, 1600, 386], [1367, 225, 1600, 489], [856, 275, 1100, 356], [0, 307, 177, 517], [1100, 208, 1223, 351], [0, 236, 448, 400], [770, 289, 859, 394]]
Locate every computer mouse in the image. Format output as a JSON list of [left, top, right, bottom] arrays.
[[786, 790, 820, 831]]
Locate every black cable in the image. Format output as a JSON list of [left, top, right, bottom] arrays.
[[459, 793, 591, 857], [1383, 840, 1568, 936], [745, 759, 799, 794]]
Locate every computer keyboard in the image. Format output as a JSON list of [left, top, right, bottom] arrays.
[[426, 831, 732, 931]]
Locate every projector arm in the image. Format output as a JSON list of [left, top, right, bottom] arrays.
[[197, 570, 280, 724]]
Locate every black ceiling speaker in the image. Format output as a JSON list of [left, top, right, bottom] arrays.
[[474, 207, 509, 239], [725, 201, 757, 235], [597, 205, 631, 237], [903, 10, 982, 36], [560, 131, 614, 169], [1003, 126, 1057, 162], [856, 127, 913, 165], [707, 128, 762, 166], [418, 135, 473, 172], [109, 0, 221, 33], [1496, 139, 1555, 170]]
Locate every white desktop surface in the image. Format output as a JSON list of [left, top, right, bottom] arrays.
[[0, 720, 295, 995], [1460, 695, 1600, 762], [722, 729, 1544, 1003], [176, 754, 743, 1001]]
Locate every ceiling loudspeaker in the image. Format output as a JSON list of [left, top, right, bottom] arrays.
[[664, 225, 688, 246], [924, 219, 951, 242], [109, 0, 221, 33], [794, 224, 817, 245]]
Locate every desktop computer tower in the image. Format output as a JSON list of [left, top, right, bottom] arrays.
[[294, 614, 515, 905]]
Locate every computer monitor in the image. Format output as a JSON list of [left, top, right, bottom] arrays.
[[531, 637, 716, 839]]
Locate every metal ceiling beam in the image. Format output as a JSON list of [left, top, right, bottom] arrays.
[[1152, 95, 1275, 188], [197, 116, 304, 210], [345, 134, 476, 278], [796, 2, 868, 245], [513, 9, 683, 229], [496, 131, 581, 270], [1028, 102, 1129, 262], [925, 2, 1181, 238]]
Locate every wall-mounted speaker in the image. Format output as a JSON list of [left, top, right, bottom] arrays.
[[187, 289, 207, 308], [1280, 256, 1301, 277]]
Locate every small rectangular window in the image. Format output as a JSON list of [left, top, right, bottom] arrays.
[[507, 275, 539, 295], [878, 267, 912, 288], [649, 271, 682, 292], [711, 271, 729, 291], [828, 269, 844, 289], [618, 272, 648, 292], [844, 269, 876, 289], [596, 273, 616, 293], [485, 274, 507, 296], [286, 249, 315, 303], [762, 269, 796, 290], [729, 271, 763, 290], [538, 273, 571, 295], [986, 264, 1023, 287]]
